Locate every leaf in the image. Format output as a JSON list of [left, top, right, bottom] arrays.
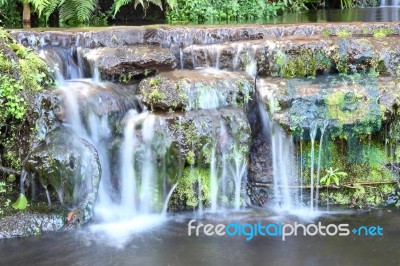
[[333, 176, 340, 186], [326, 178, 331, 186], [12, 193, 28, 210]]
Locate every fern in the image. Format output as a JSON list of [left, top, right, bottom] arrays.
[[165, 0, 177, 10], [59, 0, 97, 24], [113, 0, 163, 17], [43, 0, 62, 22], [113, 0, 131, 16], [27, 0, 51, 17]]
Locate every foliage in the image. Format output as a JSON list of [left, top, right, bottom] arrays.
[[173, 167, 211, 208], [112, 0, 162, 17], [0, 0, 21, 27], [12, 193, 28, 210], [0, 181, 12, 215], [337, 29, 352, 38], [0, 34, 53, 122], [275, 48, 330, 78], [167, 0, 285, 22], [340, 0, 355, 9], [373, 28, 393, 38], [320, 167, 347, 187], [1, 0, 106, 26]]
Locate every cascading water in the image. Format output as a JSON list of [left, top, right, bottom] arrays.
[[379, 0, 400, 7], [38, 47, 175, 235]]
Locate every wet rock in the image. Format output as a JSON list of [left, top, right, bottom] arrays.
[[183, 37, 400, 77], [162, 107, 251, 166], [10, 23, 400, 49], [23, 126, 101, 227], [138, 70, 255, 111], [0, 212, 64, 239], [81, 46, 178, 81], [257, 75, 399, 135], [33, 80, 141, 139]]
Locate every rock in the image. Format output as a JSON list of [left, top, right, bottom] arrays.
[[162, 107, 251, 167], [10, 23, 400, 49], [81, 46, 178, 81], [247, 99, 273, 185], [23, 126, 101, 227], [183, 37, 400, 77], [257, 75, 398, 135], [0, 212, 64, 239], [33, 80, 141, 139], [138, 69, 255, 111]]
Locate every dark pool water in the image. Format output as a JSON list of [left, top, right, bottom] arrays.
[[165, 7, 400, 26], [1, 207, 399, 266]]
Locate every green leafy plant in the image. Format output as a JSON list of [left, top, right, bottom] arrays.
[[340, 0, 355, 9], [112, 0, 163, 17], [337, 29, 352, 38], [12, 193, 28, 210], [320, 167, 347, 207], [373, 28, 393, 38]]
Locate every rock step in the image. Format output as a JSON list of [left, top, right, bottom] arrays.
[[182, 36, 400, 77], [11, 22, 400, 49], [257, 75, 398, 134], [81, 45, 178, 80], [138, 69, 255, 111]]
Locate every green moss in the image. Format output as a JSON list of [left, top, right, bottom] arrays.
[[337, 29, 352, 38], [148, 88, 165, 103], [0, 28, 53, 192], [367, 55, 385, 77], [275, 49, 331, 78], [149, 76, 161, 87], [186, 150, 195, 165], [299, 136, 395, 207], [173, 167, 211, 208], [321, 28, 332, 37], [373, 28, 393, 38], [361, 28, 369, 35], [325, 91, 367, 124]]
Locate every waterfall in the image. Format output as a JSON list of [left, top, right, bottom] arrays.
[[210, 147, 218, 212], [257, 101, 298, 210], [315, 121, 328, 209], [309, 124, 318, 211], [271, 122, 296, 209], [379, 0, 400, 7]]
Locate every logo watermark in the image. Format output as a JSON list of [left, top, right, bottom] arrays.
[[188, 220, 383, 241]]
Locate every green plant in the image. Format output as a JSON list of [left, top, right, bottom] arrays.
[[340, 0, 355, 9], [321, 28, 332, 37], [373, 28, 393, 38], [112, 0, 163, 17], [337, 29, 352, 38], [320, 167, 347, 207], [12, 193, 28, 210]]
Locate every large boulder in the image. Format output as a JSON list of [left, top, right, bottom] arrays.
[[257, 75, 397, 136], [138, 70, 255, 111], [23, 126, 101, 227], [81, 45, 178, 81]]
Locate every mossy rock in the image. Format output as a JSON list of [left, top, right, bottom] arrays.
[[138, 70, 254, 111]]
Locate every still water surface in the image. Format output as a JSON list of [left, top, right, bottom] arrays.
[[1, 207, 399, 266]]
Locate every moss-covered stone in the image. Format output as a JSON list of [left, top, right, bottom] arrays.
[[139, 70, 254, 111], [168, 167, 211, 211]]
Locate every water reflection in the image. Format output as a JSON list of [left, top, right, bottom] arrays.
[[169, 7, 400, 26], [1, 207, 399, 266]]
